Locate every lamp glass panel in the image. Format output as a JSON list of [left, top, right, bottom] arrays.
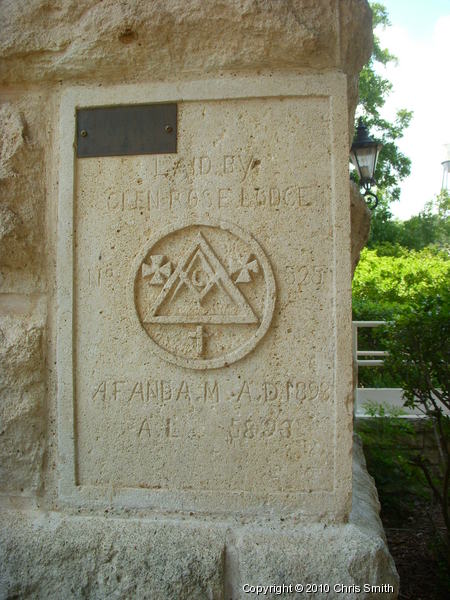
[[350, 146, 377, 182]]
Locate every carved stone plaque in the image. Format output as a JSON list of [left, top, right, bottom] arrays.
[[132, 221, 276, 369], [57, 75, 352, 519]]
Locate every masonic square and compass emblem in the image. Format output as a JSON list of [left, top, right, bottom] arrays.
[[131, 220, 276, 369]]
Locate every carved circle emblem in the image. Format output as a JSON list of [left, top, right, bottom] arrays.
[[132, 220, 276, 369]]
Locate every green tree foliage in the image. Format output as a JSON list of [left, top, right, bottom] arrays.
[[369, 190, 450, 249], [356, 3, 412, 204]]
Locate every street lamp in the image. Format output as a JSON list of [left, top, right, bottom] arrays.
[[350, 118, 382, 208]]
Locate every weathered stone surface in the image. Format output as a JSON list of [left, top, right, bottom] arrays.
[[0, 98, 48, 289], [350, 436, 390, 542], [340, 0, 373, 77], [0, 1, 372, 87], [233, 525, 397, 599], [0, 203, 20, 242], [0, 95, 48, 494], [0, 514, 226, 599], [0, 103, 24, 179], [350, 181, 371, 275], [0, 437, 398, 599], [229, 437, 398, 599], [56, 75, 353, 521], [0, 312, 45, 494]]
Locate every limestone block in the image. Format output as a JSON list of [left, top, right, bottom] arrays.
[[232, 437, 398, 599], [0, 313, 45, 494], [350, 181, 371, 275], [56, 75, 353, 521], [0, 96, 48, 494], [0, 103, 24, 179], [0, 204, 20, 242], [0, 437, 398, 600], [0, 103, 27, 271], [233, 524, 397, 599], [339, 0, 373, 76], [0, 514, 226, 599], [0, 1, 372, 89], [0, 99, 47, 289]]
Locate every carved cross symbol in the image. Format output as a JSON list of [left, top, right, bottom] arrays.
[[189, 326, 209, 356], [234, 255, 260, 283], [141, 255, 172, 285]]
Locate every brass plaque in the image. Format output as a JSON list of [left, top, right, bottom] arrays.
[[76, 103, 177, 158]]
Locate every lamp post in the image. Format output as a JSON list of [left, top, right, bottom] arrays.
[[350, 118, 382, 209]]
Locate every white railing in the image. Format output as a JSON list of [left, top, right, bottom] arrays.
[[352, 321, 446, 419], [352, 320, 412, 417], [352, 320, 387, 370]]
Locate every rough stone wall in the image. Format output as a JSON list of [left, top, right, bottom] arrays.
[[0, 1, 372, 85], [0, 94, 51, 497], [0, 0, 372, 509], [0, 98, 48, 291]]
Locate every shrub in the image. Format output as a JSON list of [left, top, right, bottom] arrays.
[[353, 246, 449, 388], [383, 293, 450, 547], [357, 402, 428, 519], [353, 246, 449, 311]]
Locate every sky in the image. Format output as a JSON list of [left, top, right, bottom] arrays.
[[373, 0, 450, 220]]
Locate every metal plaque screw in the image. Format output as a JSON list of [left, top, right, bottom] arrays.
[[164, 125, 173, 133], [80, 130, 88, 137]]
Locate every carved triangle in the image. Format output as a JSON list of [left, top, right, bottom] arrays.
[[143, 232, 258, 324]]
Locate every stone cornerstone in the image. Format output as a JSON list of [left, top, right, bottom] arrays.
[[0, 1, 394, 599]]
